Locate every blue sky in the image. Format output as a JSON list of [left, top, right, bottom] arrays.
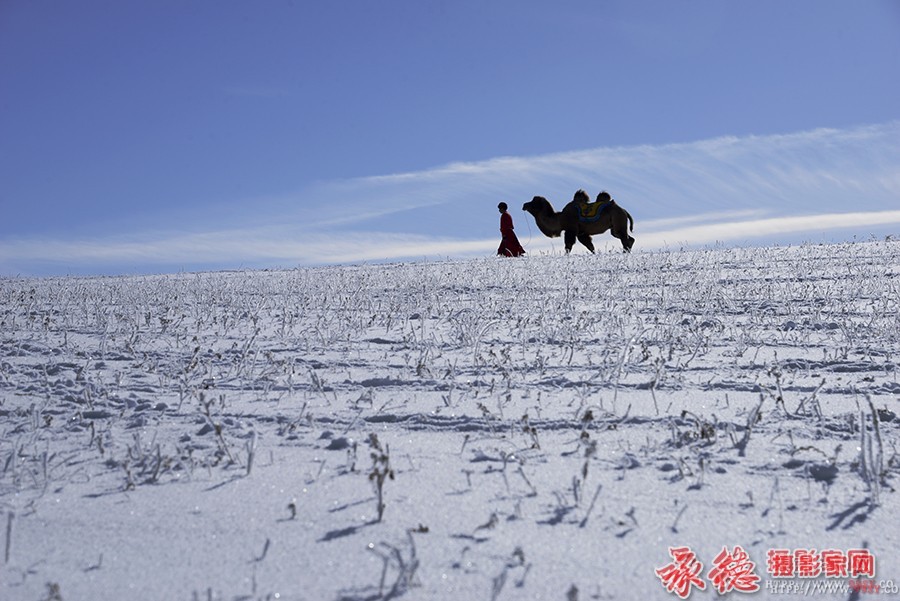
[[1, 1, 899, 276]]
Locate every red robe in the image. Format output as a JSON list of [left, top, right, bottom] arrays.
[[497, 212, 526, 257]]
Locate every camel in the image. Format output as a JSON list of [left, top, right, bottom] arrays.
[[522, 190, 635, 253]]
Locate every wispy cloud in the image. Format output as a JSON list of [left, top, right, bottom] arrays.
[[5, 208, 899, 275], [3, 121, 899, 275], [0, 228, 497, 274], [637, 210, 900, 249], [282, 121, 900, 235]]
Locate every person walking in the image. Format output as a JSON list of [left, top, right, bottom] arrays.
[[497, 202, 526, 257]]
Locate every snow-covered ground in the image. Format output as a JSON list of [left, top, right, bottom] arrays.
[[2, 240, 899, 600]]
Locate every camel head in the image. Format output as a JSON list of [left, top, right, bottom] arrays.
[[522, 196, 563, 238], [522, 196, 554, 216]]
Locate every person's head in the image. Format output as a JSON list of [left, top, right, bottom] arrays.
[[497, 202, 508, 213]]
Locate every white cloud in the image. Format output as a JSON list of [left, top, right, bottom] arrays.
[[0, 228, 498, 272], [637, 210, 900, 249], [4, 208, 900, 274], [3, 121, 899, 275], [281, 121, 900, 236]]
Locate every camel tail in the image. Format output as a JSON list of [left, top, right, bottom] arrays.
[[612, 200, 634, 232]]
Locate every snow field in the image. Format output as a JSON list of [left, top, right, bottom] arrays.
[[1, 240, 899, 600]]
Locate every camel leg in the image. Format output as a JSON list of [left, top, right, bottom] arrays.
[[564, 230, 576, 253], [612, 227, 634, 253], [577, 233, 595, 253]]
